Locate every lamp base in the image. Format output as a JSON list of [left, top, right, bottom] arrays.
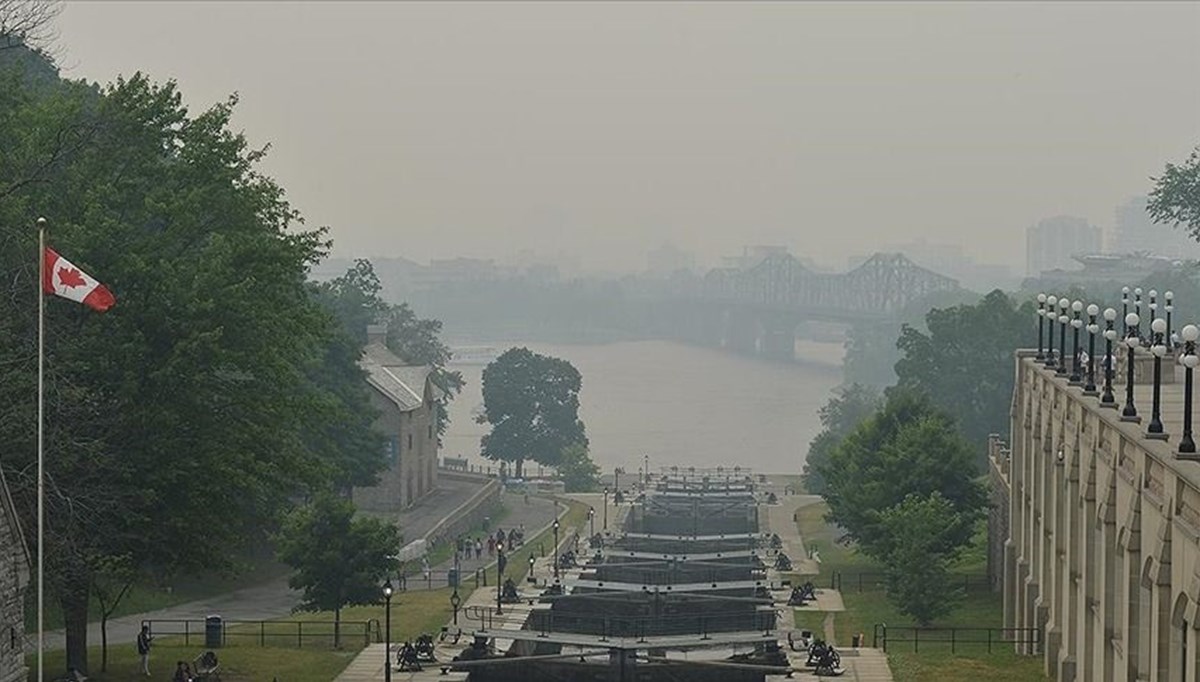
[[1082, 390, 1099, 397], [1099, 400, 1119, 409], [1120, 415, 1142, 423], [1176, 449, 1200, 461], [1145, 431, 1170, 441]]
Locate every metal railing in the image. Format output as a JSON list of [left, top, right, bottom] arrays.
[[828, 571, 991, 593], [141, 618, 381, 649], [461, 606, 775, 641], [872, 623, 1041, 654]]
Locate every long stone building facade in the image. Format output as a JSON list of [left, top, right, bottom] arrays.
[[352, 326, 440, 512], [0, 470, 29, 682], [997, 347, 1200, 681]]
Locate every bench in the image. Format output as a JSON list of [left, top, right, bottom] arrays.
[[193, 651, 221, 681]]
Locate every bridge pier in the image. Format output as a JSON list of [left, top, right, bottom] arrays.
[[758, 318, 796, 362]]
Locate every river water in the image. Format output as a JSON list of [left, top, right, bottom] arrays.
[[442, 339, 843, 476]]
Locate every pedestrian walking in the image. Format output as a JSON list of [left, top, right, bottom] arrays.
[[487, 536, 495, 556], [474, 538, 482, 559], [136, 624, 154, 676]]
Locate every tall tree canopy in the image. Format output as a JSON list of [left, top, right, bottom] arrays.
[[893, 289, 1033, 461], [312, 258, 463, 443], [816, 390, 986, 559], [276, 493, 399, 647], [1149, 146, 1200, 242], [0, 48, 384, 673], [477, 347, 587, 479], [801, 383, 880, 494]]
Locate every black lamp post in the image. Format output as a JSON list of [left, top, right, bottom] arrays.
[[528, 555, 535, 583], [1057, 297, 1069, 376], [552, 519, 560, 579], [1036, 293, 1047, 360], [1180, 325, 1198, 454], [1045, 295, 1058, 368], [382, 580, 393, 682], [1122, 312, 1141, 421], [1135, 288, 1144, 341], [1166, 291, 1176, 346], [603, 486, 609, 530], [1121, 287, 1130, 335], [1069, 300, 1083, 384], [588, 507, 595, 538], [1147, 318, 1169, 439], [1149, 289, 1158, 330], [495, 540, 505, 615], [450, 551, 461, 625], [1084, 304, 1099, 394], [1101, 308, 1118, 406]]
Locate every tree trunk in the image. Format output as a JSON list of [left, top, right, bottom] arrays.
[[100, 614, 108, 672], [60, 577, 91, 675], [334, 606, 341, 649], [515, 458, 524, 479]]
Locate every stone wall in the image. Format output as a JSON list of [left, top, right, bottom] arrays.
[[0, 483, 28, 682], [1001, 349, 1200, 681], [987, 434, 1010, 594], [352, 388, 439, 512]]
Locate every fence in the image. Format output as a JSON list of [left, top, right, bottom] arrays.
[[872, 623, 1041, 654], [461, 605, 776, 641], [828, 571, 991, 594], [141, 618, 380, 649]]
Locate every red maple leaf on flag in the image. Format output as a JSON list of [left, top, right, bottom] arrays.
[[57, 266, 87, 288]]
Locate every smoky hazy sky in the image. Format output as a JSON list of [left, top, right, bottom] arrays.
[[57, 1, 1200, 274]]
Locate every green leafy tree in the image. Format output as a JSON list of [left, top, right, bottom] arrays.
[[893, 289, 1034, 462], [313, 259, 463, 444], [477, 347, 587, 478], [385, 301, 464, 442], [801, 384, 880, 494], [557, 443, 600, 492], [816, 390, 986, 560], [0, 50, 382, 672], [878, 493, 971, 625], [1149, 146, 1200, 241], [276, 494, 400, 647]]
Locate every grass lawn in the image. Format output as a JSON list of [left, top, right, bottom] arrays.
[[794, 500, 1046, 682], [793, 609, 827, 637], [26, 555, 288, 634]]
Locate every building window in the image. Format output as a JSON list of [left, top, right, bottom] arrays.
[[384, 437, 398, 464], [408, 434, 413, 450]]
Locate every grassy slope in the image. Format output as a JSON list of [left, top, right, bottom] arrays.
[[29, 498, 592, 682], [794, 501, 1046, 682]]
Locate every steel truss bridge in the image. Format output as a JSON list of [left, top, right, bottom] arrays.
[[700, 251, 958, 321], [645, 251, 959, 361]]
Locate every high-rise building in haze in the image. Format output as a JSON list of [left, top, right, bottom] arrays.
[[1109, 195, 1200, 258], [1025, 216, 1101, 277]]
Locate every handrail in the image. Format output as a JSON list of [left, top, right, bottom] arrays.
[[141, 618, 377, 648], [872, 623, 1041, 654]]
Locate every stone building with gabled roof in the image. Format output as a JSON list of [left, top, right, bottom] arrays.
[[352, 326, 441, 511], [0, 467, 29, 682]]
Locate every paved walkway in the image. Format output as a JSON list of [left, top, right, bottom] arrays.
[[401, 492, 559, 591], [335, 502, 587, 682], [759, 477, 895, 682], [38, 477, 509, 651]]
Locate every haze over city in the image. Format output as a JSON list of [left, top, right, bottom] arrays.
[[56, 1, 1200, 276]]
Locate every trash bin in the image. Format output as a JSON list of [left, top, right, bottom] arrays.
[[205, 615, 222, 649], [448, 567, 459, 588]]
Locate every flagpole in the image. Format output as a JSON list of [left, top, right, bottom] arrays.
[[37, 216, 46, 682]]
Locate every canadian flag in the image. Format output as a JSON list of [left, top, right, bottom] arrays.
[[42, 247, 116, 312]]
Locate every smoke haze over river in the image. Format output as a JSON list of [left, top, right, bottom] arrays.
[[443, 340, 843, 476]]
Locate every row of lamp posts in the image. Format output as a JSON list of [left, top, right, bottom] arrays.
[[1036, 289, 1198, 454]]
